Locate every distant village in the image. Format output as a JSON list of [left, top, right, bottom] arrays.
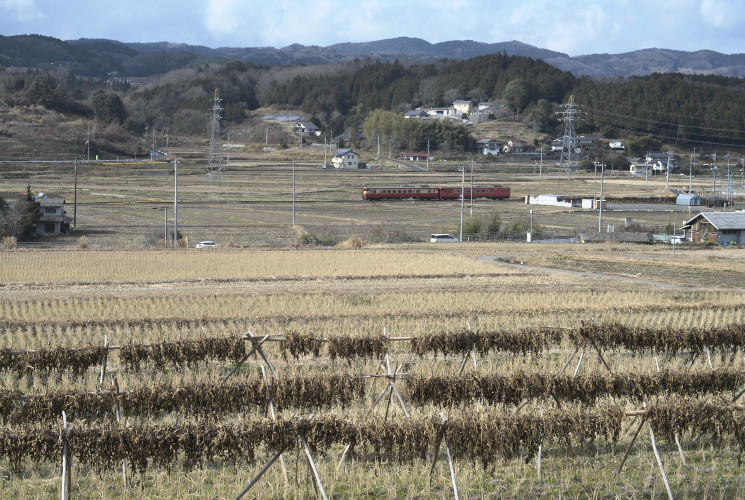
[[262, 100, 707, 179]]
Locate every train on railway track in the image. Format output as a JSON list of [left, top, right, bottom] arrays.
[[362, 185, 510, 201]]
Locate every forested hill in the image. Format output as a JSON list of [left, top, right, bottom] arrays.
[[2, 34, 745, 78], [2, 40, 745, 153]]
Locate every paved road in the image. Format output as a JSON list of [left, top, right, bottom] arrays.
[[477, 255, 692, 289]]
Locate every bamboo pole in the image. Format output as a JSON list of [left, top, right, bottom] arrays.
[[112, 377, 129, 488], [440, 413, 460, 500], [234, 447, 288, 500], [301, 434, 329, 500], [618, 417, 646, 473], [98, 335, 109, 390], [649, 426, 675, 500], [60, 411, 70, 500]]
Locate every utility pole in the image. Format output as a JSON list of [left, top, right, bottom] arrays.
[[292, 160, 296, 225], [226, 132, 230, 170], [164, 207, 168, 248], [598, 161, 605, 232], [469, 158, 474, 217], [665, 151, 671, 191], [539, 147, 543, 179], [173, 158, 179, 248], [86, 127, 91, 162], [689, 148, 695, 193], [150, 124, 156, 161], [73, 157, 78, 229], [459, 166, 465, 242], [426, 139, 430, 172]]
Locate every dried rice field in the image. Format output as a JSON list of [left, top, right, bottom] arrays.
[[1, 154, 745, 498]]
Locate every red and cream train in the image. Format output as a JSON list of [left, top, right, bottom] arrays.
[[362, 185, 510, 201]]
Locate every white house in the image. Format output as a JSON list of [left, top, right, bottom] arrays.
[[404, 110, 429, 119], [35, 196, 71, 235], [453, 100, 474, 116], [296, 121, 320, 135], [526, 194, 582, 208], [630, 163, 654, 177], [332, 149, 360, 169], [476, 139, 500, 156], [425, 106, 457, 117], [502, 140, 534, 154]]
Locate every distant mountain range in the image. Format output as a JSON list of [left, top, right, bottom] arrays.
[[3, 34, 745, 79]]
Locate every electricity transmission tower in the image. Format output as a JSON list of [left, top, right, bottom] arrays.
[[557, 95, 582, 178], [206, 89, 224, 184]]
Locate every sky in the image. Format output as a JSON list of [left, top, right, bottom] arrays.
[[0, 0, 744, 57]]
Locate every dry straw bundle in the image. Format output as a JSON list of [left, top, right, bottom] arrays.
[[408, 369, 745, 406], [645, 398, 745, 447], [0, 408, 623, 475], [119, 336, 246, 369], [2, 402, 742, 476], [0, 374, 365, 425], [410, 327, 565, 357], [327, 334, 390, 361], [571, 322, 745, 354], [0, 345, 108, 376]]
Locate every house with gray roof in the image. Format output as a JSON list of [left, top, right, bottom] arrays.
[[680, 211, 745, 244], [35, 195, 71, 235], [296, 121, 320, 135], [332, 149, 360, 169], [476, 139, 500, 156]]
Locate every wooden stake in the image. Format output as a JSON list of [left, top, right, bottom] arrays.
[[247, 331, 279, 378], [336, 443, 351, 473], [618, 418, 646, 473], [301, 434, 329, 500], [649, 426, 675, 500], [223, 335, 269, 382], [61, 411, 71, 500], [234, 447, 288, 500], [98, 335, 109, 391], [562, 347, 579, 372], [440, 413, 460, 500], [573, 349, 585, 377], [674, 433, 686, 465], [112, 377, 129, 488], [260, 366, 288, 484], [428, 430, 445, 486]]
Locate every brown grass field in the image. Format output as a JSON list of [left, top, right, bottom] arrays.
[[1, 145, 745, 498]]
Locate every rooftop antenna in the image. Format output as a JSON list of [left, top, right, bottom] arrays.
[[207, 89, 224, 184]]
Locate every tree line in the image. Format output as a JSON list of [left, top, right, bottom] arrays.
[[1, 53, 745, 156]]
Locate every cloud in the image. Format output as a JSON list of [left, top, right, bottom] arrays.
[[204, 0, 242, 39], [700, 0, 745, 30], [0, 0, 42, 20]]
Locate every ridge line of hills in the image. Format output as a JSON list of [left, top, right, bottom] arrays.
[[2, 34, 745, 79]]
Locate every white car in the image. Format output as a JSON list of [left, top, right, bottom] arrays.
[[430, 234, 459, 243], [196, 241, 218, 248], [669, 235, 685, 244]]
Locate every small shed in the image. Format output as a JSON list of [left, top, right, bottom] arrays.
[[681, 211, 745, 244], [676, 193, 704, 206]]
